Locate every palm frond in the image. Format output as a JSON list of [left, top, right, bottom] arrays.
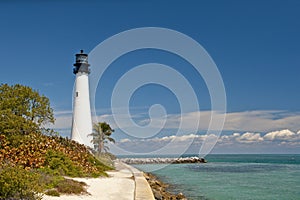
[[88, 122, 115, 153]]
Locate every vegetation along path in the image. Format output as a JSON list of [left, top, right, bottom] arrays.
[[43, 160, 154, 200]]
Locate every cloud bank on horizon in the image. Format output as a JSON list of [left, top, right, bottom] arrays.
[[52, 109, 300, 132], [50, 109, 300, 154], [115, 129, 300, 154]]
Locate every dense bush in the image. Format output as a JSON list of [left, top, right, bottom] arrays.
[[0, 84, 115, 198], [0, 132, 114, 198], [0, 132, 113, 176], [44, 150, 83, 177], [0, 165, 43, 200]]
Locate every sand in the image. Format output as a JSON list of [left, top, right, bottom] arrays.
[[43, 160, 155, 200]]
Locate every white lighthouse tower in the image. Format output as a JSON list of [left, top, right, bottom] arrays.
[[71, 50, 93, 147]]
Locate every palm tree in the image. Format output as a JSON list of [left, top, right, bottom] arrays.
[[89, 122, 115, 154]]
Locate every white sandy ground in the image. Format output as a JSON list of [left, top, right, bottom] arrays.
[[43, 161, 136, 200]]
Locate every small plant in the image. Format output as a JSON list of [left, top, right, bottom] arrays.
[[56, 178, 87, 194], [45, 189, 60, 196], [37, 172, 64, 189]]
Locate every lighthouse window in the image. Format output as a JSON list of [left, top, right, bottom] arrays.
[[76, 92, 78, 97]]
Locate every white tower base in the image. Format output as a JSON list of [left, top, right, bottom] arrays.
[[71, 72, 93, 147]]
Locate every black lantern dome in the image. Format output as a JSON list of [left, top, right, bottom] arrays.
[[73, 50, 90, 74]]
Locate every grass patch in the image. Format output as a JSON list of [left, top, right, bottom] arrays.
[[44, 189, 60, 196], [56, 178, 87, 194]]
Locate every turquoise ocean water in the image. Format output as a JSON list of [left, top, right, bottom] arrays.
[[132, 154, 300, 200]]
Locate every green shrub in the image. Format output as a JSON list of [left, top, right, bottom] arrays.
[[0, 131, 115, 198], [56, 179, 87, 194], [37, 172, 64, 189], [0, 165, 43, 200], [45, 188, 60, 196], [0, 132, 113, 178], [44, 150, 83, 177]]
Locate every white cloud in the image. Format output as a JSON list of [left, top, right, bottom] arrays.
[[119, 138, 131, 143], [218, 129, 300, 145], [108, 129, 300, 154], [236, 132, 264, 143], [124, 110, 300, 132], [48, 110, 117, 130], [50, 109, 300, 141], [264, 129, 300, 141], [204, 110, 300, 132], [49, 107, 300, 154], [46, 110, 72, 130], [116, 129, 300, 147], [119, 134, 208, 144]]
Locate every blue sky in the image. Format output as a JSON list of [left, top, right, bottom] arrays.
[[1, 0, 299, 154]]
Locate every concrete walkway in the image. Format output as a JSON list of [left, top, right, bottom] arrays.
[[43, 160, 154, 200], [116, 161, 155, 200]]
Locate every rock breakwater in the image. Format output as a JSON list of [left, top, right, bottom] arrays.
[[144, 172, 187, 200], [120, 157, 207, 164]]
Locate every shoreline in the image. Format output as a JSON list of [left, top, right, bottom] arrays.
[[120, 156, 206, 164], [143, 172, 187, 200]]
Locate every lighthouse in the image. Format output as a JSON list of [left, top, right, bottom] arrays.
[[71, 50, 93, 147]]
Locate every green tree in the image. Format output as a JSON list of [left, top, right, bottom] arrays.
[[89, 122, 115, 153], [0, 84, 54, 135]]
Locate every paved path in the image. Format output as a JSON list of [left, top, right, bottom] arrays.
[[43, 160, 154, 200]]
